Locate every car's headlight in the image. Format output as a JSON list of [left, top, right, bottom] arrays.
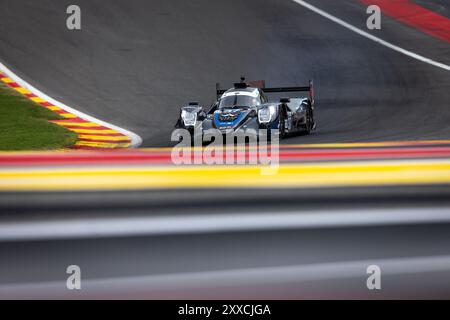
[[181, 110, 197, 126], [258, 105, 276, 123]]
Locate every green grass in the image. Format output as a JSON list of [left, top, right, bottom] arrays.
[[0, 82, 77, 150]]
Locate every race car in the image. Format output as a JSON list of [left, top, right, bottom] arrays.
[[175, 77, 316, 141]]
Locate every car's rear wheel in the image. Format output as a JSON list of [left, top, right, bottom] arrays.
[[305, 109, 313, 134]]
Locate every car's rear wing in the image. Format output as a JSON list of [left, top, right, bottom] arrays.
[[264, 81, 315, 106], [216, 79, 315, 105]]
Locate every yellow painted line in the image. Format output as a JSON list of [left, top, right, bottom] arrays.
[[14, 87, 32, 95], [1, 160, 450, 191], [30, 97, 46, 103], [1, 77, 14, 83], [60, 113, 77, 119], [140, 147, 199, 152], [69, 128, 120, 134], [74, 141, 131, 148], [134, 140, 450, 153], [281, 140, 450, 148], [138, 146, 265, 152], [45, 106, 62, 111], [54, 122, 102, 127], [0, 150, 70, 155], [78, 135, 131, 141]]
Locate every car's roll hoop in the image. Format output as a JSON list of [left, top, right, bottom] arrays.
[[216, 77, 314, 106]]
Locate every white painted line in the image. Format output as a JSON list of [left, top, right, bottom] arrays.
[[0, 62, 142, 147], [2, 255, 450, 298], [48, 254, 450, 287], [291, 0, 450, 72], [1, 207, 450, 241]]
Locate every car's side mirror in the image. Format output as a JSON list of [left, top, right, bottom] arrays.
[[198, 110, 207, 120], [207, 102, 218, 114]]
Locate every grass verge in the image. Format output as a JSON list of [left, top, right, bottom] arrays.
[[0, 82, 77, 150]]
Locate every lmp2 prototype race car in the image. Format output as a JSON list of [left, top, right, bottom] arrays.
[[175, 77, 316, 141]]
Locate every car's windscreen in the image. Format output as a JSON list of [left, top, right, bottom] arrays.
[[219, 94, 260, 110]]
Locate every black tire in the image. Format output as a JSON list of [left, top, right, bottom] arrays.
[[305, 109, 313, 135], [278, 110, 287, 139]]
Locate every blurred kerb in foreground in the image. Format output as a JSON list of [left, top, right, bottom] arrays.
[[171, 128, 279, 174]]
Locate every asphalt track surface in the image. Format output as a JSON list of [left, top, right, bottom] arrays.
[[1, 0, 450, 298]]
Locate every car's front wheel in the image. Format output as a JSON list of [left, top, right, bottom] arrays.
[[277, 111, 287, 139]]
